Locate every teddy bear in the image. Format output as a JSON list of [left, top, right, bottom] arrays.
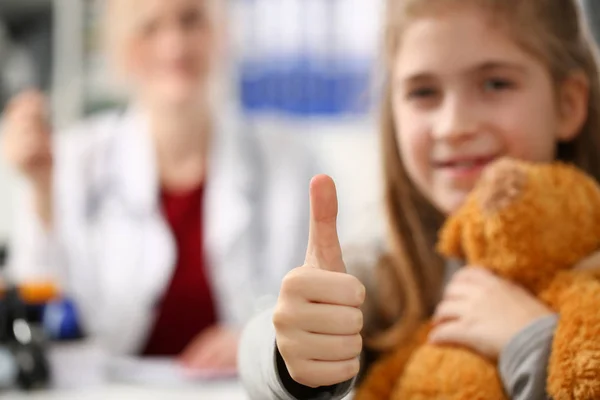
[[354, 157, 600, 400]]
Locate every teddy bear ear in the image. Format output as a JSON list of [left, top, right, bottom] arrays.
[[436, 213, 465, 259]]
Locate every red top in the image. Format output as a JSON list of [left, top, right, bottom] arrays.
[[141, 185, 218, 356]]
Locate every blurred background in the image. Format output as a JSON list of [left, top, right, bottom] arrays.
[[0, 0, 599, 399], [0, 0, 385, 398], [0, 0, 386, 248]]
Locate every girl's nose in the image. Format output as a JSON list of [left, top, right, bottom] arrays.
[[432, 94, 479, 143]]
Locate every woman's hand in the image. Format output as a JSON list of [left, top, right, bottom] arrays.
[[179, 325, 240, 370], [1, 90, 54, 228], [1, 90, 53, 190], [429, 267, 553, 361]]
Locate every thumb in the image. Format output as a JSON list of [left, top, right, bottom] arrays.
[[305, 175, 345, 273]]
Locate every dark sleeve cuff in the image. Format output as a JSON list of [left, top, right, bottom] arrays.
[[275, 344, 355, 400]]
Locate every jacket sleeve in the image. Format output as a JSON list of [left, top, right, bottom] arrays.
[[239, 307, 355, 400], [498, 314, 558, 400]]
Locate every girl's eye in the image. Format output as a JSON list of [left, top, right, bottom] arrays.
[[483, 78, 514, 92], [181, 9, 206, 30], [141, 20, 159, 37], [407, 87, 439, 100]]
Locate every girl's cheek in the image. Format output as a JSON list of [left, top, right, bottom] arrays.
[[399, 132, 428, 187]]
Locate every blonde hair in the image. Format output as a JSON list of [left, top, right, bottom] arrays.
[[368, 0, 600, 351]]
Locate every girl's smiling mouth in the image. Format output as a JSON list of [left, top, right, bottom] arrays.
[[433, 154, 500, 180]]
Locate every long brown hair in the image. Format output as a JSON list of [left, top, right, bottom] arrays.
[[368, 0, 600, 351]]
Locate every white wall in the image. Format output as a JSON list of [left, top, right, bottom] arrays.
[[308, 127, 385, 246], [253, 115, 386, 246]]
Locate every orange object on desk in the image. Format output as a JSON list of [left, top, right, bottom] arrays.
[[0, 280, 60, 304]]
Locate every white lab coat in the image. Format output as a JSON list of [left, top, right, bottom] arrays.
[[8, 106, 314, 355]]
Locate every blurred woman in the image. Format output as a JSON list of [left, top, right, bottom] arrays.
[[1, 0, 313, 370]]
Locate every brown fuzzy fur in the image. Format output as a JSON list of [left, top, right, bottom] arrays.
[[355, 158, 600, 400]]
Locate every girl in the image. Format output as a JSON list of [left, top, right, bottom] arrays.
[[238, 0, 600, 398], [1, 0, 313, 370]]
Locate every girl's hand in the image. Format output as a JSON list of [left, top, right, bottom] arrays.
[[1, 90, 54, 228], [429, 267, 553, 361], [179, 325, 240, 370], [273, 175, 365, 388]]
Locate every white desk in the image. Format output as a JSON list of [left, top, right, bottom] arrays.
[[4, 343, 353, 400], [4, 342, 249, 399], [5, 382, 248, 400]]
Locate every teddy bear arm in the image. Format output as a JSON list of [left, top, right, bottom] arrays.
[[546, 274, 600, 400]]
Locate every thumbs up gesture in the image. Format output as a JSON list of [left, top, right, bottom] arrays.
[[273, 175, 366, 388]]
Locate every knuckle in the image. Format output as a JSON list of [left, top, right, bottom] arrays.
[[345, 274, 363, 289], [286, 364, 303, 383], [345, 309, 363, 333], [288, 364, 316, 388], [280, 272, 300, 296], [343, 275, 366, 304], [275, 335, 294, 358], [456, 271, 470, 283], [277, 334, 307, 363], [272, 311, 285, 331], [480, 281, 495, 294], [345, 334, 363, 356], [353, 282, 367, 303], [281, 267, 311, 294], [355, 310, 364, 332], [358, 283, 367, 303], [273, 303, 295, 330], [462, 316, 475, 330], [342, 358, 361, 380], [490, 276, 505, 290]]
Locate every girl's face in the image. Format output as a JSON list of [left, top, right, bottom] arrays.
[[393, 5, 585, 214], [120, 0, 216, 108]]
